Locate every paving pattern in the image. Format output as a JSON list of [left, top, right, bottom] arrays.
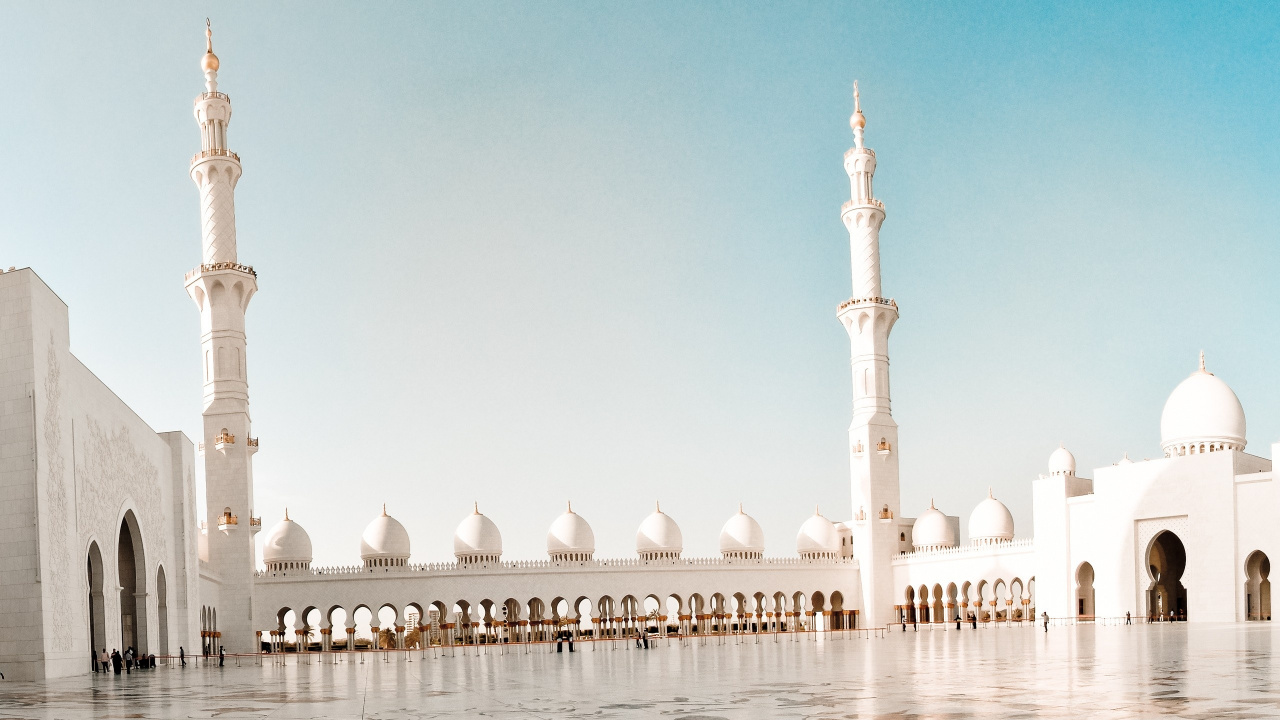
[[3, 623, 1280, 718]]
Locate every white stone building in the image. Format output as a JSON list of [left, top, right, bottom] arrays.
[[1, 30, 1274, 681]]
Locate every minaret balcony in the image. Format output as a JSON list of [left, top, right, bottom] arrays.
[[247, 436, 259, 455], [197, 441, 204, 456], [214, 432, 235, 453], [190, 148, 240, 165], [844, 146, 876, 160], [837, 296, 897, 314], [217, 512, 239, 533], [184, 262, 257, 282], [249, 516, 262, 534], [196, 90, 230, 102]]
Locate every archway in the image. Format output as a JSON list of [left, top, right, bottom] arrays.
[[86, 543, 106, 659], [156, 566, 169, 654], [1075, 562, 1095, 617], [1147, 531, 1187, 619], [117, 512, 149, 653], [1245, 551, 1271, 621]]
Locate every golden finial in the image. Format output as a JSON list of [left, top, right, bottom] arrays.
[[381, 503, 387, 517], [929, 498, 935, 509], [473, 501, 480, 514], [850, 80, 866, 131], [567, 500, 572, 513], [814, 504, 821, 516], [202, 18, 220, 73], [655, 501, 661, 513], [1199, 350, 1207, 373], [284, 507, 290, 521], [738, 502, 744, 514]]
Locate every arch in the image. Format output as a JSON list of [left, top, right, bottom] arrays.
[[830, 591, 846, 629], [85, 542, 107, 659], [946, 582, 958, 622], [1075, 564, 1096, 618], [931, 583, 944, 624], [1146, 531, 1187, 619], [1245, 551, 1271, 621], [117, 510, 149, 654], [1009, 578, 1025, 620], [156, 565, 169, 654]]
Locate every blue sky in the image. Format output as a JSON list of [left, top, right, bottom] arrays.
[[2, 2, 1277, 564]]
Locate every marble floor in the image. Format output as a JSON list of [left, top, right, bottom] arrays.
[[3, 623, 1280, 719]]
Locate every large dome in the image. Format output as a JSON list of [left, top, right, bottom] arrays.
[[636, 504, 683, 558], [796, 509, 841, 558], [547, 503, 594, 560], [360, 505, 411, 561], [911, 501, 957, 551], [1048, 445, 1076, 476], [969, 490, 1015, 544], [454, 504, 503, 561], [719, 505, 765, 558], [263, 510, 312, 568], [1160, 355, 1246, 455]]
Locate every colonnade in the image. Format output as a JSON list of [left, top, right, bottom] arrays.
[[898, 578, 1035, 624]]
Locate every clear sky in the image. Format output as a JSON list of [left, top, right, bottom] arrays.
[[2, 2, 1277, 566]]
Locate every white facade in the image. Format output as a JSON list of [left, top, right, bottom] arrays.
[[2, 31, 1276, 681]]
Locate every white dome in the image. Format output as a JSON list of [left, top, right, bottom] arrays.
[[1117, 452, 1134, 465], [796, 509, 841, 558], [911, 501, 957, 550], [360, 505, 411, 560], [1048, 445, 1076, 476], [454, 504, 503, 559], [1160, 355, 1246, 454], [636, 504, 683, 557], [547, 503, 594, 558], [262, 510, 312, 564], [719, 505, 765, 557], [969, 490, 1015, 544]]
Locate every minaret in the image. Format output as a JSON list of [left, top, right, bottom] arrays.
[[836, 83, 901, 627], [184, 21, 259, 652]]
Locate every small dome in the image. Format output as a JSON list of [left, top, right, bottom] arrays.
[[1160, 354, 1246, 455], [263, 510, 312, 565], [719, 505, 765, 558], [1118, 452, 1134, 465], [911, 501, 957, 550], [636, 503, 683, 558], [969, 490, 1015, 544], [1048, 445, 1076, 476], [454, 504, 503, 560], [547, 503, 594, 559], [360, 505, 411, 560], [796, 509, 841, 558]]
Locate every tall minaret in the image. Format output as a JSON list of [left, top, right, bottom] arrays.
[[184, 21, 259, 652], [836, 83, 902, 627]]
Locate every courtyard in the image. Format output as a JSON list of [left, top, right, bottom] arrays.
[[1, 623, 1277, 718]]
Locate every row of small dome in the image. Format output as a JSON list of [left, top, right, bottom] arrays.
[[262, 502, 850, 568], [909, 490, 1015, 551]]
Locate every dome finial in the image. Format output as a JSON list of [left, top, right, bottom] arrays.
[[850, 80, 867, 141], [473, 501, 480, 515], [738, 502, 744, 514], [201, 18, 220, 74], [814, 504, 821, 516], [381, 503, 387, 517], [567, 500, 572, 513], [929, 498, 936, 509], [655, 500, 661, 513], [284, 507, 289, 521], [988, 487, 993, 498], [1199, 350, 1210, 374]]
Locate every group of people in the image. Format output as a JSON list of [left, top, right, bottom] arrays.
[[93, 647, 155, 674], [1147, 610, 1186, 622]]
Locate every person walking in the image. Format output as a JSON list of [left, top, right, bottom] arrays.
[[218, 645, 225, 667], [1125, 611, 1131, 625], [92, 648, 99, 673], [1042, 611, 1049, 632], [970, 612, 977, 630], [110, 649, 122, 675], [99, 649, 109, 672], [124, 647, 133, 674], [179, 646, 186, 666]]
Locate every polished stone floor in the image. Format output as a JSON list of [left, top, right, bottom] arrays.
[[3, 624, 1280, 718]]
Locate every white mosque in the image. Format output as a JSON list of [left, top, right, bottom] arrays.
[[0, 29, 1275, 681]]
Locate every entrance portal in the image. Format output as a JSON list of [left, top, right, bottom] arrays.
[[1075, 562, 1095, 617], [87, 542, 106, 661], [117, 511, 149, 654], [1245, 550, 1271, 621], [1146, 531, 1187, 620]]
